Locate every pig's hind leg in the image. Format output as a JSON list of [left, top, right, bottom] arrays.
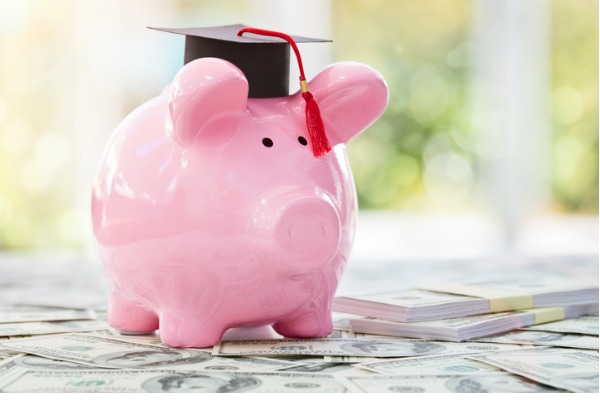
[[272, 303, 333, 339], [108, 292, 159, 334], [158, 312, 227, 348]]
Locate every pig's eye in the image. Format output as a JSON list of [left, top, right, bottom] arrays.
[[298, 136, 308, 146], [262, 138, 273, 148]]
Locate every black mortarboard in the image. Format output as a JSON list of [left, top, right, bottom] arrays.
[[149, 24, 330, 98]]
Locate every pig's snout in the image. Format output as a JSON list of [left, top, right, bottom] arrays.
[[274, 197, 341, 267]]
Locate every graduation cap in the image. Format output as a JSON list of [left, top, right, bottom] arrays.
[[150, 24, 332, 157], [149, 24, 329, 99]]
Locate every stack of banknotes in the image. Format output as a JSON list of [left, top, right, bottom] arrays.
[[333, 275, 599, 341], [0, 303, 598, 393]]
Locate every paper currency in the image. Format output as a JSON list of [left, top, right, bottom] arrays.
[[468, 347, 599, 393], [0, 305, 95, 324], [0, 354, 98, 374], [0, 333, 302, 372], [475, 330, 599, 350], [358, 353, 501, 375], [321, 340, 535, 364], [276, 358, 375, 376], [0, 319, 109, 337], [522, 316, 599, 336], [213, 338, 538, 358], [334, 276, 599, 323], [0, 368, 349, 393], [339, 372, 563, 393], [0, 349, 22, 360], [334, 289, 490, 322], [349, 303, 597, 342]]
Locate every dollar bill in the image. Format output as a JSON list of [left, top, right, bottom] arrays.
[[522, 316, 599, 336], [0, 355, 21, 376], [467, 347, 599, 393], [358, 353, 502, 375], [0, 349, 22, 360], [96, 331, 167, 347], [0, 333, 300, 372], [0, 319, 109, 337], [213, 337, 539, 358], [0, 368, 349, 393], [0, 305, 95, 324], [276, 358, 376, 376], [0, 353, 98, 375], [338, 372, 564, 393], [475, 330, 599, 350]]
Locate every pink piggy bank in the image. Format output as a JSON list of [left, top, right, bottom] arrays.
[[92, 58, 388, 347]]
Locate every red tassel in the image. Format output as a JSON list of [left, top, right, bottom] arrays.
[[302, 91, 331, 157], [238, 27, 332, 158]]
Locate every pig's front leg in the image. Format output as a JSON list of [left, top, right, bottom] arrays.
[[158, 312, 227, 348], [272, 300, 333, 338], [108, 292, 159, 334]]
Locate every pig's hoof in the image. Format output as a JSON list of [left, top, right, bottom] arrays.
[[273, 317, 332, 338], [159, 315, 223, 348], [108, 294, 159, 333]]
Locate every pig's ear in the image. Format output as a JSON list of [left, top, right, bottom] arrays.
[[307, 62, 388, 146], [167, 58, 248, 147]]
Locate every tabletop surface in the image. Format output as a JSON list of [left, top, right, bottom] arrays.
[[0, 251, 597, 393]]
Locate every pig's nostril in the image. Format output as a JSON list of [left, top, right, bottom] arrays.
[[262, 138, 273, 147], [275, 198, 340, 266]]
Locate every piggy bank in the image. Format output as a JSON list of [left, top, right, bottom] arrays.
[[92, 58, 388, 347]]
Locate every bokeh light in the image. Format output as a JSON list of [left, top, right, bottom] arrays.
[[0, 0, 596, 249]]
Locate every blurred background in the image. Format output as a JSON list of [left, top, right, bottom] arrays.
[[0, 0, 597, 259]]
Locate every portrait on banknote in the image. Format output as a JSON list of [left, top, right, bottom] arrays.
[[93, 349, 211, 368], [340, 340, 445, 356], [141, 372, 261, 393]]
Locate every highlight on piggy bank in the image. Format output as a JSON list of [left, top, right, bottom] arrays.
[[91, 24, 388, 348]]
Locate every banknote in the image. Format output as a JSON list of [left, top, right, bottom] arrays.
[[0, 319, 109, 337], [468, 347, 599, 393], [0, 305, 95, 324], [0, 353, 98, 375], [522, 316, 598, 336], [339, 372, 564, 393], [0, 333, 303, 372], [0, 349, 22, 360], [0, 368, 349, 393], [0, 355, 21, 376], [358, 353, 501, 375], [475, 330, 599, 350], [274, 357, 376, 376], [214, 337, 539, 358]]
